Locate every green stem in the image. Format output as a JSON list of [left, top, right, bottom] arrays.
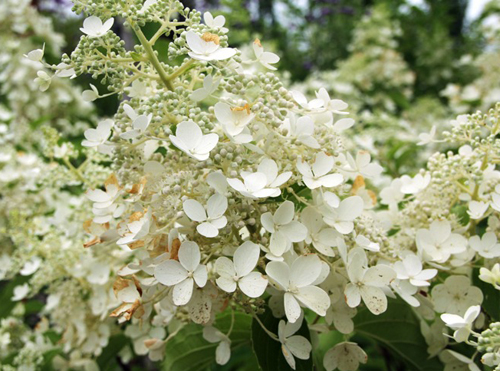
[[168, 59, 196, 80], [132, 25, 174, 90], [63, 157, 86, 184]]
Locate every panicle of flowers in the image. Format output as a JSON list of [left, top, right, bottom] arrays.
[[39, 0, 407, 367]]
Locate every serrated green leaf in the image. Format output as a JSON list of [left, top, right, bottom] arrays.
[[353, 299, 443, 371], [163, 311, 253, 371], [251, 308, 313, 371]]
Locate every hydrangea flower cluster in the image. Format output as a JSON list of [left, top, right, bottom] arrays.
[[4, 0, 500, 370], [34, 0, 403, 367]]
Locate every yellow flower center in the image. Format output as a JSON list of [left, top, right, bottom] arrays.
[[202, 32, 220, 45]]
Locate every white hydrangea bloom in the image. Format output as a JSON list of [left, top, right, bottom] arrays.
[[399, 173, 431, 194], [467, 200, 489, 220], [214, 102, 255, 136], [322, 196, 364, 234], [185, 31, 236, 61], [251, 39, 280, 70], [345, 256, 396, 315], [416, 220, 467, 263], [80, 16, 114, 38], [261, 201, 308, 256], [215, 241, 268, 297], [266, 254, 330, 323], [183, 194, 228, 238], [203, 12, 228, 33], [154, 241, 208, 306], [169, 120, 219, 161], [323, 342, 367, 371], [203, 326, 231, 365], [470, 232, 500, 258], [228, 159, 291, 199], [82, 119, 114, 154], [441, 305, 481, 343], [479, 263, 500, 288], [297, 152, 343, 189], [278, 315, 312, 370], [282, 114, 320, 149], [431, 275, 483, 315], [190, 75, 220, 102]]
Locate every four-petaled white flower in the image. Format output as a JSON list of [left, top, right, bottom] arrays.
[[470, 232, 500, 258], [34, 71, 51, 91], [185, 31, 236, 61], [323, 342, 367, 371], [278, 315, 312, 370], [301, 206, 339, 257], [431, 275, 483, 315], [214, 102, 255, 136], [228, 159, 291, 199], [266, 254, 330, 323], [82, 119, 114, 154], [314, 88, 349, 125], [467, 200, 488, 220], [416, 220, 467, 263], [204, 12, 228, 33], [120, 104, 153, 140], [80, 16, 114, 38], [399, 173, 431, 194], [345, 252, 396, 315], [282, 114, 319, 149], [322, 196, 364, 234], [252, 39, 280, 70], [154, 241, 208, 306], [261, 201, 308, 256], [441, 305, 481, 343], [190, 74, 220, 102], [203, 326, 231, 365], [183, 194, 228, 238], [417, 125, 437, 145], [169, 120, 219, 161], [393, 254, 437, 287], [297, 152, 343, 189], [344, 151, 383, 179], [215, 241, 268, 297]]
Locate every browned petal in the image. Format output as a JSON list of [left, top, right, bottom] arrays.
[[113, 276, 130, 298], [351, 175, 366, 193], [83, 237, 101, 248], [170, 238, 181, 261]]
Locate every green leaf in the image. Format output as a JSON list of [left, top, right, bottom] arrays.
[[251, 308, 313, 371], [353, 299, 443, 371], [96, 334, 129, 370], [0, 276, 29, 319], [163, 311, 254, 371]]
